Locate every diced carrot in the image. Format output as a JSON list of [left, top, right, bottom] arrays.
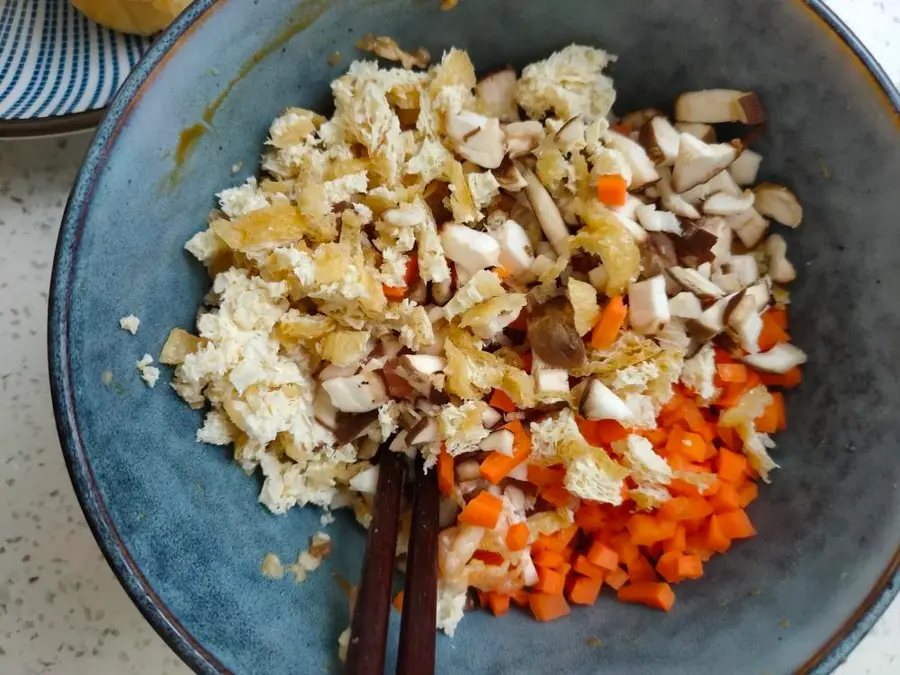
[[506, 522, 530, 551], [533, 548, 566, 570], [641, 427, 669, 447], [569, 575, 604, 605], [660, 496, 714, 522], [656, 551, 704, 583], [717, 425, 739, 451], [626, 554, 658, 583], [489, 388, 517, 413], [480, 427, 531, 484], [527, 464, 567, 488], [717, 509, 757, 539], [586, 542, 620, 571], [681, 399, 713, 440], [667, 427, 707, 462], [577, 418, 629, 446], [605, 567, 629, 590], [382, 284, 407, 300], [608, 532, 640, 565], [557, 562, 572, 576], [709, 481, 741, 513], [759, 367, 802, 389], [590, 296, 628, 350], [541, 483, 579, 509], [473, 550, 506, 566], [717, 448, 748, 482], [737, 481, 759, 507], [704, 515, 732, 553], [716, 372, 763, 407], [663, 523, 687, 553], [768, 307, 788, 329], [575, 502, 607, 532], [717, 363, 749, 383], [393, 591, 404, 611], [759, 310, 791, 351], [610, 122, 632, 135], [458, 492, 503, 529], [488, 592, 510, 616], [550, 524, 580, 551], [437, 446, 454, 497], [511, 589, 530, 607], [756, 391, 786, 433], [534, 567, 566, 595], [596, 174, 628, 207], [617, 582, 676, 612], [529, 592, 571, 622], [477, 589, 489, 607], [573, 555, 607, 581], [626, 514, 676, 546], [492, 266, 512, 280]]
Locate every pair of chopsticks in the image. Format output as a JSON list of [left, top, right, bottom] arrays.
[[346, 445, 440, 675]]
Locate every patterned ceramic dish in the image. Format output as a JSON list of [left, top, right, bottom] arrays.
[[49, 0, 899, 674], [0, 0, 151, 139]]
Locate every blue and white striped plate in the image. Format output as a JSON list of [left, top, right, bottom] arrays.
[[0, 0, 152, 138]]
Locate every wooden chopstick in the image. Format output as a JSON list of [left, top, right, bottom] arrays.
[[397, 456, 440, 675], [345, 446, 406, 675]]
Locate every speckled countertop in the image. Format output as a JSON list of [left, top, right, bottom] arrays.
[[0, 2, 897, 673]]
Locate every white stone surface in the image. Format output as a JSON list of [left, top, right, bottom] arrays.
[[0, 2, 896, 673]]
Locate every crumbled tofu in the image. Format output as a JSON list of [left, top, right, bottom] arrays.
[[136, 354, 160, 388], [612, 434, 672, 485], [217, 177, 269, 218], [196, 410, 236, 445], [680, 342, 719, 403], [436, 583, 468, 637], [119, 314, 140, 335], [261, 553, 286, 579], [563, 453, 630, 505]]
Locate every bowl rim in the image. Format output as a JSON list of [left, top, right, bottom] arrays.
[[48, 1, 900, 673]]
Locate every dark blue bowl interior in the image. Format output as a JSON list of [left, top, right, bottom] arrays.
[[50, 1, 900, 674]]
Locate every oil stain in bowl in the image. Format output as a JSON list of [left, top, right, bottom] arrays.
[[164, 0, 333, 191]]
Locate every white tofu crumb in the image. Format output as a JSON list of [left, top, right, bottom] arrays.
[[216, 177, 269, 218], [320, 511, 336, 526], [681, 342, 719, 403], [261, 553, 285, 579], [436, 583, 468, 637], [196, 410, 235, 445], [119, 315, 140, 335], [136, 354, 160, 388]]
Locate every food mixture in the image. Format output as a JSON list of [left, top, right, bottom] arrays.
[[157, 42, 807, 635]]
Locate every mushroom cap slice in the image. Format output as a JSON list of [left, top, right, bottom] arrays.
[[753, 183, 803, 228], [321, 372, 388, 413], [580, 378, 632, 422], [675, 89, 765, 125], [674, 122, 717, 143], [407, 416, 440, 445], [657, 166, 701, 219], [726, 207, 769, 248], [504, 120, 545, 158], [672, 134, 741, 192], [628, 275, 670, 335], [669, 292, 703, 319], [441, 223, 501, 272], [635, 204, 682, 235], [765, 234, 797, 283], [740, 343, 807, 373], [606, 131, 661, 189], [729, 149, 763, 186], [527, 296, 586, 369], [446, 111, 506, 169], [479, 428, 516, 456], [619, 107, 664, 131], [702, 189, 756, 216]]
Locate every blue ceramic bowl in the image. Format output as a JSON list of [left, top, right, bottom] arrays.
[[49, 1, 900, 673]]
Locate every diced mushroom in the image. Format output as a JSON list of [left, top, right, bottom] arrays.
[[672, 134, 741, 192], [657, 167, 701, 219], [441, 223, 501, 271], [606, 131, 660, 189], [726, 208, 769, 248], [479, 429, 516, 456], [639, 115, 681, 166], [679, 169, 742, 205], [740, 343, 807, 373], [611, 211, 648, 243], [724, 254, 760, 287], [527, 296, 586, 369], [521, 167, 570, 255], [430, 279, 453, 306], [619, 107, 664, 131], [614, 194, 646, 220], [388, 431, 408, 452], [504, 120, 545, 158], [321, 373, 388, 413], [408, 278, 427, 304], [703, 189, 755, 216], [456, 460, 482, 482], [493, 160, 528, 192], [753, 183, 803, 228], [533, 356, 570, 396], [556, 116, 586, 147], [729, 149, 763, 185], [475, 67, 520, 122], [397, 354, 446, 394], [313, 388, 340, 430], [668, 266, 726, 300], [333, 410, 380, 444], [482, 406, 503, 429], [726, 293, 762, 353], [711, 271, 742, 294], [642, 232, 679, 285], [628, 275, 670, 335], [635, 203, 682, 235], [490, 218, 534, 276], [674, 122, 717, 143], [580, 378, 632, 422], [530, 254, 556, 279], [765, 234, 797, 283], [669, 292, 703, 319], [588, 264, 608, 292], [674, 90, 765, 125], [407, 417, 439, 445], [699, 217, 732, 266], [446, 111, 506, 169], [318, 363, 359, 381], [745, 280, 772, 311], [349, 465, 380, 495]]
